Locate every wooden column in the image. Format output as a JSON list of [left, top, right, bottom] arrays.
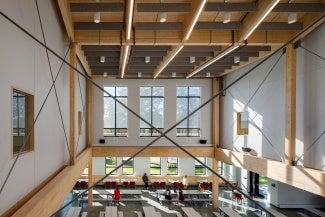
[[88, 157, 93, 208], [212, 78, 220, 208], [87, 81, 93, 147], [285, 44, 296, 166], [69, 43, 76, 165]]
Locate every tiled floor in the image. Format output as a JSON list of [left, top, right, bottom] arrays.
[[56, 186, 322, 217]]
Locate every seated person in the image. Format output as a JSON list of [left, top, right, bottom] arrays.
[[198, 183, 205, 192], [182, 175, 188, 190]]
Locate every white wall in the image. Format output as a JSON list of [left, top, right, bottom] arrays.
[[221, 24, 325, 167], [268, 179, 325, 208], [92, 79, 213, 147], [221, 51, 286, 162], [0, 0, 86, 214], [295, 24, 325, 169]]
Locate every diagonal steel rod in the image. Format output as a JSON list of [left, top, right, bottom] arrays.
[[1, 10, 323, 217], [35, 0, 71, 157]]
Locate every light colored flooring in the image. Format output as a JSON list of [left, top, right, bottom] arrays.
[[57, 186, 322, 217]]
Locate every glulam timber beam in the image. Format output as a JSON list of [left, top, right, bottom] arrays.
[[285, 44, 296, 166], [57, 0, 74, 41], [238, 0, 280, 42], [10, 148, 91, 217], [215, 148, 325, 197], [76, 44, 92, 76], [70, 43, 76, 165], [74, 30, 293, 46], [92, 146, 214, 158]]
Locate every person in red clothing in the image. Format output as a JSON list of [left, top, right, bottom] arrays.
[[113, 186, 121, 205]]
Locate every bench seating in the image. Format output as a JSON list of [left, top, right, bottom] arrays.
[[79, 197, 145, 206]]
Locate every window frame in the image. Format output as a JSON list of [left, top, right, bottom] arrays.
[[150, 157, 161, 175], [167, 157, 178, 175], [122, 157, 134, 175], [105, 157, 117, 175], [176, 86, 201, 137], [12, 88, 34, 157], [140, 86, 164, 137], [195, 157, 207, 175], [237, 111, 249, 135], [103, 86, 128, 137]]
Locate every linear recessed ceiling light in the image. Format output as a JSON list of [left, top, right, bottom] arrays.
[[126, 0, 134, 40], [186, 43, 240, 78], [242, 0, 280, 40], [223, 12, 231, 24], [154, 45, 184, 78], [121, 45, 130, 78], [184, 0, 206, 40]]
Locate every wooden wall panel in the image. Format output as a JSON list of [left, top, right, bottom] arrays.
[[215, 148, 325, 197], [92, 146, 214, 158]]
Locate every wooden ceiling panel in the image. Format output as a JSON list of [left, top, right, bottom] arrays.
[[60, 0, 324, 78]]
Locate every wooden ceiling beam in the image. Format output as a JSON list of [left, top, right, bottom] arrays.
[[205, 3, 257, 12], [134, 22, 183, 30], [183, 0, 207, 41], [196, 22, 242, 30], [238, 0, 280, 42], [74, 30, 293, 46], [76, 44, 92, 76], [57, 0, 74, 41]]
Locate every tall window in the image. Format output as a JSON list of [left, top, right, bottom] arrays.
[[140, 86, 164, 136], [167, 157, 178, 175], [195, 157, 206, 175], [176, 86, 201, 137], [237, 111, 249, 135], [150, 157, 161, 175], [122, 157, 134, 175], [103, 87, 128, 136], [12, 89, 34, 155], [105, 157, 117, 175]]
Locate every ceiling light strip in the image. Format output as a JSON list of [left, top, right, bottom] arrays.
[[121, 45, 130, 78], [242, 0, 280, 40], [186, 43, 240, 78], [126, 0, 134, 41], [154, 44, 184, 78], [184, 0, 207, 40]]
